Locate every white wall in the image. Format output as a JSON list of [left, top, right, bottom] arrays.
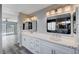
[[30, 8, 47, 33], [17, 13, 23, 46], [76, 7, 79, 46], [0, 5, 2, 53], [30, 5, 66, 33], [31, 5, 79, 47]]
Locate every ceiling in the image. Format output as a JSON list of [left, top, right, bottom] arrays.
[[2, 4, 66, 19], [2, 4, 53, 19], [2, 4, 52, 15]]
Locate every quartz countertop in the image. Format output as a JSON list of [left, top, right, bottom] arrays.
[[22, 30, 78, 48]]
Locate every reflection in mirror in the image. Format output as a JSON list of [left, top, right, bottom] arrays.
[[28, 22, 32, 29], [23, 21, 37, 32], [47, 19, 56, 31], [47, 13, 71, 34], [23, 23, 25, 30], [56, 17, 71, 34], [23, 22, 32, 30]]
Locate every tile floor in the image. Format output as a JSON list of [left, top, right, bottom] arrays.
[[3, 44, 33, 54], [2, 34, 32, 54]]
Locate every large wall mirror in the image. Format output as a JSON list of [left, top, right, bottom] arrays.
[[28, 22, 32, 29], [23, 21, 37, 32], [47, 13, 71, 34], [23, 22, 32, 30]]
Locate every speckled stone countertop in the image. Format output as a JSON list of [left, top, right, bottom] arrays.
[[22, 30, 78, 49]]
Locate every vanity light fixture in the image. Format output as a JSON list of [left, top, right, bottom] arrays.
[[46, 5, 73, 17], [23, 16, 38, 23]]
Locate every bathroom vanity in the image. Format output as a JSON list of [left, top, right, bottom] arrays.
[[21, 31, 79, 54], [20, 12, 79, 54], [18, 5, 79, 54]]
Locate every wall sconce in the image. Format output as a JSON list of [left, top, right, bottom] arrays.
[[46, 5, 74, 17], [64, 6, 72, 12]]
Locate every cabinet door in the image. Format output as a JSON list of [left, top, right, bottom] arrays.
[[75, 49, 79, 54], [22, 35, 75, 54], [53, 45, 75, 54], [25, 36, 35, 50], [31, 37, 40, 53], [22, 36, 27, 47], [39, 45, 52, 54], [54, 50, 68, 54], [39, 38, 75, 54]]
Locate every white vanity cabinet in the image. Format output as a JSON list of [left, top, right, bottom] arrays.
[[40, 39, 75, 54], [39, 45, 53, 54], [31, 37, 40, 53], [22, 35, 28, 48], [22, 35, 76, 54], [22, 35, 52, 54], [54, 47, 75, 54], [29, 37, 52, 54], [22, 35, 40, 53], [22, 35, 35, 53]]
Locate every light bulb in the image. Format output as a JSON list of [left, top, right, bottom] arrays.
[[24, 18, 31, 22], [57, 8, 63, 13], [31, 16, 37, 21], [31, 17, 34, 20], [46, 12, 50, 16], [33, 16, 37, 20], [64, 6, 71, 12], [50, 10, 55, 15]]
